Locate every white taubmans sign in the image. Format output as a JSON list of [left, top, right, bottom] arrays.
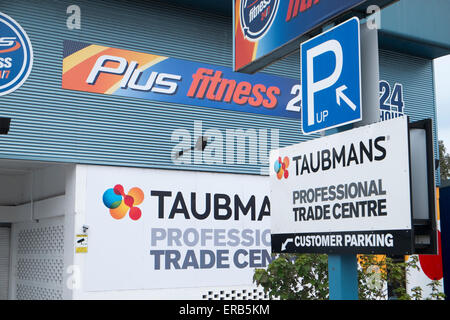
[[85, 166, 271, 291], [270, 117, 413, 255]]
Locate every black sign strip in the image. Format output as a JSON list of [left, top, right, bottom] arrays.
[[271, 229, 413, 255], [409, 118, 438, 254]]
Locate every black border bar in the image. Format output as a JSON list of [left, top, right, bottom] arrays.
[[272, 229, 413, 255]]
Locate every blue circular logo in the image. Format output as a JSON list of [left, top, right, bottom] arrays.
[[0, 12, 33, 96], [240, 0, 279, 41]]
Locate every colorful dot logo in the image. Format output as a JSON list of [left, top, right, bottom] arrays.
[[102, 184, 144, 221], [274, 156, 290, 180]]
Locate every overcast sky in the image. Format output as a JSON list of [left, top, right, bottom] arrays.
[[435, 54, 450, 152]]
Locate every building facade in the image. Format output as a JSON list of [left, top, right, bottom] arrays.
[[0, 0, 448, 300]]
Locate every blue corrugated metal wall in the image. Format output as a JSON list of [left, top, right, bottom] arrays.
[[0, 0, 439, 182], [379, 0, 450, 59], [379, 49, 439, 166]]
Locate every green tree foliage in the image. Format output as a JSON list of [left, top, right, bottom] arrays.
[[253, 254, 445, 300], [253, 254, 329, 300], [439, 140, 450, 181]]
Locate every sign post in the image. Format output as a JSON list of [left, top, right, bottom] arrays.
[[328, 255, 359, 300], [327, 19, 381, 300], [271, 17, 385, 300], [270, 117, 414, 298], [299, 18, 364, 298]]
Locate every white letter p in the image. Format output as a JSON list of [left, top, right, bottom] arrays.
[[306, 40, 343, 126]]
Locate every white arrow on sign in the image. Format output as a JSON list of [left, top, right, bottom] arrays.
[[281, 238, 293, 251], [336, 85, 357, 111]]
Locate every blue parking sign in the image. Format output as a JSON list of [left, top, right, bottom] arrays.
[[301, 17, 362, 134]]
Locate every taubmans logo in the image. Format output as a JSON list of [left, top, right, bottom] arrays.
[[274, 156, 290, 180], [102, 184, 144, 221], [0, 12, 33, 96], [240, 0, 279, 41]]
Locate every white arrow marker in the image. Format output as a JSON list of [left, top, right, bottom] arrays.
[[336, 85, 357, 111], [281, 238, 293, 251]]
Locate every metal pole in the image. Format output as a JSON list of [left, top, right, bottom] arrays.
[[327, 22, 380, 300], [328, 254, 359, 299]]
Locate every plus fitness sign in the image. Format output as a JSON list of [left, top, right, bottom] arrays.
[[240, 0, 280, 41], [0, 12, 33, 96]]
